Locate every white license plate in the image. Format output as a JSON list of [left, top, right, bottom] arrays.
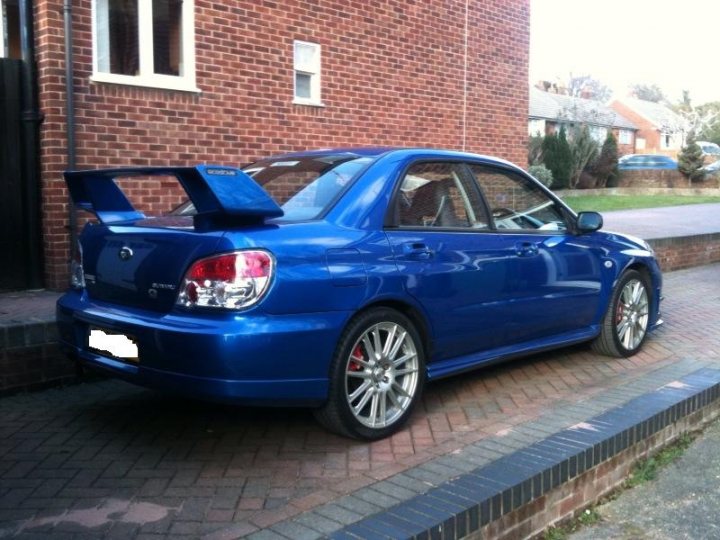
[[88, 328, 139, 361]]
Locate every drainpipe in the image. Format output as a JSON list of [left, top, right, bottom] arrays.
[[18, 0, 44, 289], [64, 0, 77, 263]]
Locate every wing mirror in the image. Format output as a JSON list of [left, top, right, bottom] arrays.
[[576, 211, 603, 233]]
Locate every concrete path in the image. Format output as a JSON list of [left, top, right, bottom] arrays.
[[572, 416, 720, 540], [601, 203, 720, 240]]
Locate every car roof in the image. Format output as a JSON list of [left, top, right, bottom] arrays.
[[258, 147, 518, 168]]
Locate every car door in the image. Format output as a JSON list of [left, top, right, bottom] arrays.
[[385, 160, 604, 365], [467, 163, 604, 344], [384, 161, 508, 362]]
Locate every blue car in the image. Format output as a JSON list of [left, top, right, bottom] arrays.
[[618, 154, 678, 170], [57, 148, 663, 440]]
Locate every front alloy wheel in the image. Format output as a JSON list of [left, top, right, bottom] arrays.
[[315, 308, 425, 440], [592, 269, 651, 357]]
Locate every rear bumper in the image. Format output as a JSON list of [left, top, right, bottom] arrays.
[[56, 290, 351, 406]]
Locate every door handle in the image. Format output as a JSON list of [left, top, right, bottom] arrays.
[[515, 242, 539, 257], [402, 242, 434, 260]]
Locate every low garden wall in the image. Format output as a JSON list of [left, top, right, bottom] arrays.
[[617, 170, 720, 189]]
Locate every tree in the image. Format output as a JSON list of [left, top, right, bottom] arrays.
[[677, 130, 705, 182], [695, 101, 720, 144], [541, 127, 572, 189], [567, 75, 612, 103], [568, 125, 599, 188], [528, 134, 544, 166], [630, 83, 665, 103], [588, 132, 619, 188]]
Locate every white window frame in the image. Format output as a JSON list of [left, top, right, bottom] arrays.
[[618, 129, 633, 145], [91, 0, 198, 92], [528, 119, 545, 136], [293, 40, 323, 106]]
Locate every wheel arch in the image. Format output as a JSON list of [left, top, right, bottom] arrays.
[[350, 298, 434, 364]]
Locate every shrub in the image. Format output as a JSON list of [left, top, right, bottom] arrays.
[[588, 132, 619, 188], [542, 127, 572, 189], [568, 125, 599, 188], [528, 164, 553, 187], [528, 134, 544, 166], [678, 130, 705, 182]]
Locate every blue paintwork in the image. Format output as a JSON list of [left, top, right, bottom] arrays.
[[64, 165, 282, 224], [57, 148, 663, 406]]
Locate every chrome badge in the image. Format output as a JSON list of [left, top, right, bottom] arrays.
[[118, 246, 133, 261]]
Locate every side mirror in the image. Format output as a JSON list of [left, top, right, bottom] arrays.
[[576, 211, 603, 233]]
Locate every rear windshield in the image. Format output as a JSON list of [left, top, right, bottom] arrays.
[[171, 155, 375, 221]]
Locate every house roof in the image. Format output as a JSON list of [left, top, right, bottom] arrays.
[[529, 87, 637, 130], [613, 97, 687, 133]]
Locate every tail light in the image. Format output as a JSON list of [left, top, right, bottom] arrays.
[[177, 250, 274, 310], [70, 241, 85, 289]]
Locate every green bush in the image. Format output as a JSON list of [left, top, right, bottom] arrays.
[[678, 130, 705, 182], [588, 132, 619, 188], [542, 126, 572, 189], [528, 164, 554, 187]]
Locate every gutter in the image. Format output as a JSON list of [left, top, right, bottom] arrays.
[[63, 0, 78, 263]]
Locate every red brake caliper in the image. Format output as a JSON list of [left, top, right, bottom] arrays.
[[349, 345, 364, 371], [616, 302, 624, 324]]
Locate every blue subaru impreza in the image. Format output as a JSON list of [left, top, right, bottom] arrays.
[[57, 148, 663, 440]]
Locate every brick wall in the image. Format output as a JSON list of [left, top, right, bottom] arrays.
[[618, 170, 720, 189], [33, 0, 530, 290]]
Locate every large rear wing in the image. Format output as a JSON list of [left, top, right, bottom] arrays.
[[64, 165, 283, 225]]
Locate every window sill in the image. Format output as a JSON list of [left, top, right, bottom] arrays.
[[90, 73, 201, 93], [292, 99, 325, 108]]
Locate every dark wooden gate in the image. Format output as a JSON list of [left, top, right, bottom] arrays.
[[0, 58, 34, 290]]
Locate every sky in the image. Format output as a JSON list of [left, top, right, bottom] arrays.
[[530, 0, 720, 105]]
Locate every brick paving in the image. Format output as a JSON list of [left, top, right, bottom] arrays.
[[0, 263, 719, 539]]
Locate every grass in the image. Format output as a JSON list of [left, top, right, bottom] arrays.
[[625, 433, 694, 488], [560, 194, 720, 213]]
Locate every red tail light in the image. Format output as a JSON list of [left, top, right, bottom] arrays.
[[70, 241, 85, 289], [177, 250, 274, 310]]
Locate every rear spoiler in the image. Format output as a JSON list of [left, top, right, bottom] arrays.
[[63, 165, 284, 224]]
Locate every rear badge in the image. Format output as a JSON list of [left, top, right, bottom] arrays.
[[118, 246, 133, 261], [148, 289, 158, 299]]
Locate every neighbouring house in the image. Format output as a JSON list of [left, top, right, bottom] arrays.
[[529, 87, 638, 154], [610, 97, 687, 157], [0, 0, 531, 291]]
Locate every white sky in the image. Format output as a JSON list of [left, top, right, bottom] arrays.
[[530, 0, 720, 105]]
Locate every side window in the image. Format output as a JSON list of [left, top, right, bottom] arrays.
[[469, 165, 567, 232], [396, 162, 489, 229]]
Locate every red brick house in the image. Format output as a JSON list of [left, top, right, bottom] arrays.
[[1, 0, 530, 291], [610, 97, 687, 158], [529, 87, 638, 155]]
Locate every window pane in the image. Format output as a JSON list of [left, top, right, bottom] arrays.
[[294, 42, 317, 72], [96, 0, 139, 75], [153, 0, 182, 76], [469, 165, 566, 231], [397, 163, 488, 228], [295, 72, 312, 99]]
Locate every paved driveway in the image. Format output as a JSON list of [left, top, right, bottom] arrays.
[[1, 264, 719, 539]]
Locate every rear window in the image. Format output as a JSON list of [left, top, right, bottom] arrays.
[[172, 155, 375, 221]]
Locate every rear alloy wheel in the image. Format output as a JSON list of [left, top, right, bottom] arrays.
[[314, 308, 425, 440], [592, 269, 651, 357]]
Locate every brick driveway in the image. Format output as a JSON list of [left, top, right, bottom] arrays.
[[1, 264, 719, 539]]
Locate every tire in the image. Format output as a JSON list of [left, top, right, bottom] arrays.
[[314, 308, 426, 440], [592, 269, 651, 358]]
